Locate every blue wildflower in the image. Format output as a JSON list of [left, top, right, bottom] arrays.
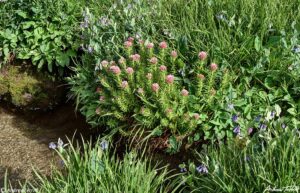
[[180, 167, 187, 173], [259, 123, 267, 130], [232, 115, 238, 122], [255, 115, 261, 122], [100, 140, 109, 150], [292, 45, 300, 53], [196, 165, 208, 174], [227, 103, 234, 110], [271, 111, 275, 118], [233, 125, 241, 135], [48, 142, 57, 150], [87, 46, 94, 54]]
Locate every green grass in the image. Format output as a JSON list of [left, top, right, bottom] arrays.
[[184, 129, 300, 193], [11, 138, 182, 193]]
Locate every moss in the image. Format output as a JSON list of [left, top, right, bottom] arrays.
[[0, 65, 65, 109]]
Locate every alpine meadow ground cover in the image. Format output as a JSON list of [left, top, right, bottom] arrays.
[[69, 0, 300, 153]]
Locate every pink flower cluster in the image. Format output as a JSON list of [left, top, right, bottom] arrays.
[[124, 41, 133, 48], [198, 51, 207, 61], [126, 67, 134, 75], [101, 60, 109, 68], [110, 65, 121, 75], [210, 63, 218, 71], [130, 54, 141, 62], [181, 89, 189, 96], [149, 57, 158, 64], [152, 83, 160, 92], [171, 50, 178, 58], [159, 41, 168, 49], [121, 81, 128, 89], [146, 43, 154, 49], [165, 74, 174, 84], [197, 74, 205, 80], [159, 65, 167, 71]]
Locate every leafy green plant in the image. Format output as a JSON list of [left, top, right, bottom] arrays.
[[19, 138, 181, 193], [0, 0, 82, 74], [69, 39, 237, 153]]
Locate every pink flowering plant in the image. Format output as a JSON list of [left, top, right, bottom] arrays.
[[70, 39, 234, 153]]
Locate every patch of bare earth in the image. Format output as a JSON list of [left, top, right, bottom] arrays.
[[0, 104, 91, 188]]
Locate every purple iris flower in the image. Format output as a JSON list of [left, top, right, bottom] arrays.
[[233, 125, 241, 135], [259, 123, 267, 130], [196, 165, 208, 174], [232, 115, 238, 122], [248, 128, 253, 135], [49, 142, 57, 149]]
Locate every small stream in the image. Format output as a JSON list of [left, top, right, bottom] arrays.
[[0, 102, 93, 187]]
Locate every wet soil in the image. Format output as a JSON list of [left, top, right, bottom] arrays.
[[0, 102, 92, 188]]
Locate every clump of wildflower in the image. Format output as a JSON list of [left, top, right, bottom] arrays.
[[146, 42, 154, 49], [159, 41, 168, 49], [100, 139, 109, 150], [95, 108, 101, 115], [198, 51, 207, 61], [121, 81, 128, 89], [149, 57, 158, 64], [124, 41, 133, 48], [159, 65, 167, 71], [166, 74, 174, 84], [146, 73, 152, 80], [197, 74, 205, 80], [171, 50, 178, 58], [210, 63, 218, 71], [196, 165, 208, 174], [127, 37, 134, 42], [137, 88, 144, 94], [49, 142, 57, 149], [233, 125, 240, 135], [126, 67, 134, 75], [281, 123, 286, 129], [227, 103, 234, 110], [109, 65, 121, 75], [130, 54, 141, 62], [96, 87, 102, 93], [181, 89, 189, 96], [194, 113, 200, 120], [118, 57, 126, 64], [87, 46, 93, 54], [259, 123, 267, 130], [232, 115, 238, 122], [99, 96, 105, 101], [101, 60, 109, 68], [152, 83, 160, 92], [248, 127, 253, 135]]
